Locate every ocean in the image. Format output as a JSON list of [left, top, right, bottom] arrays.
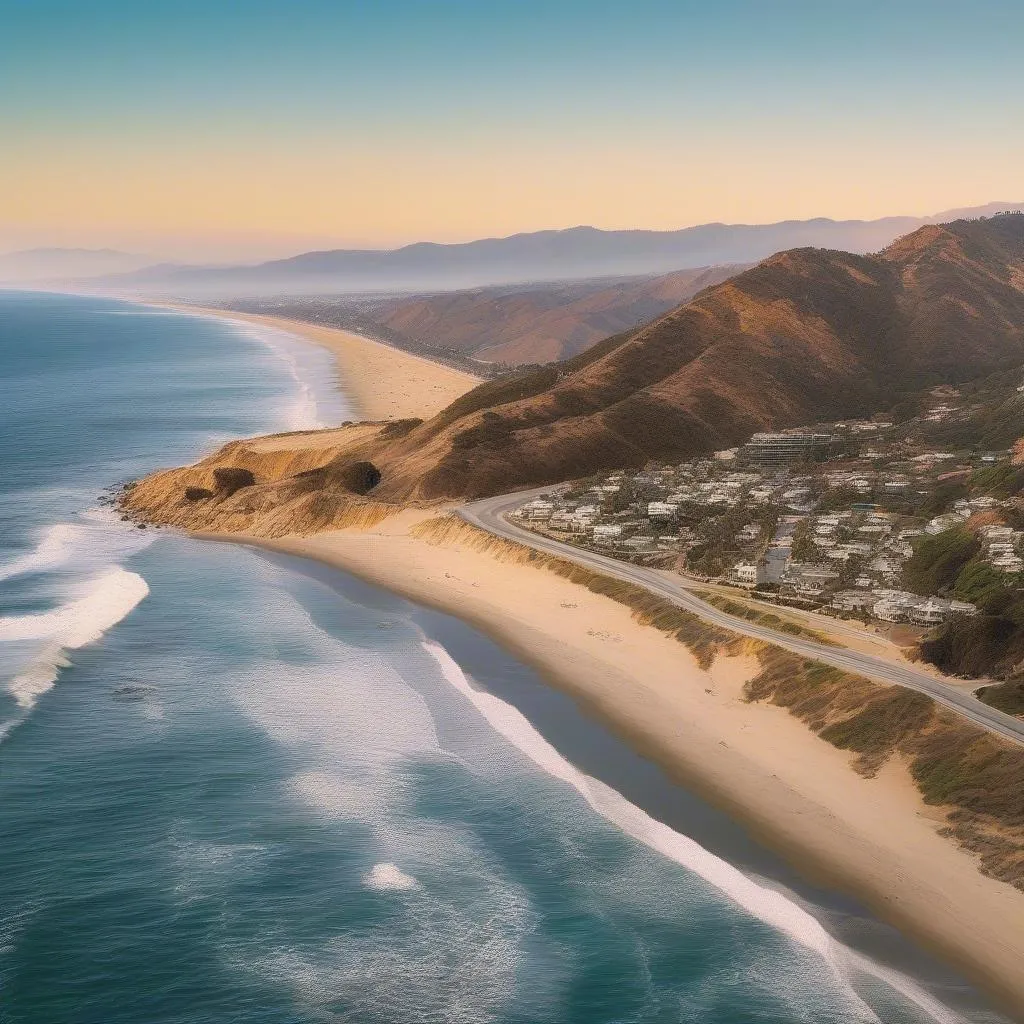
[[0, 291, 1010, 1023]]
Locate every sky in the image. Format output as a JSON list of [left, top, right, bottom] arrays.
[[2, 0, 1023, 261]]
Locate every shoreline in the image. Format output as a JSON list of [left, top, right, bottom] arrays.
[[193, 513, 1024, 1019], [258, 540, 1008, 1019], [129, 296, 1024, 1017], [148, 302, 482, 422]]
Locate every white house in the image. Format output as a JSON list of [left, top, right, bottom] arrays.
[[925, 512, 969, 535], [647, 501, 679, 519], [910, 598, 949, 626], [521, 500, 554, 521], [732, 563, 763, 586], [831, 591, 876, 613]]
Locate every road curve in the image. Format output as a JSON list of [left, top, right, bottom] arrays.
[[459, 489, 1024, 748]]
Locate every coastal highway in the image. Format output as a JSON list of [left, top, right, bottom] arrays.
[[458, 489, 1024, 748]]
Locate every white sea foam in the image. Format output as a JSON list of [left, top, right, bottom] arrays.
[[0, 568, 149, 645], [0, 523, 85, 582], [1, 568, 149, 724], [364, 862, 418, 891], [6, 643, 70, 710], [254, 877, 535, 1024], [150, 301, 351, 432], [0, 504, 158, 735], [420, 639, 967, 1024], [236, 323, 339, 432], [1, 506, 155, 583], [288, 770, 391, 821], [220, 588, 542, 1021], [247, 326, 325, 431]]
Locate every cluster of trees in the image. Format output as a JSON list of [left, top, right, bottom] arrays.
[[684, 506, 777, 577], [906, 527, 1024, 681]]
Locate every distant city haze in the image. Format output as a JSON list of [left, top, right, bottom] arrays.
[[3, 0, 1023, 261]]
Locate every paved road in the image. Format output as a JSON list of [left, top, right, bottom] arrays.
[[459, 489, 1024, 748]]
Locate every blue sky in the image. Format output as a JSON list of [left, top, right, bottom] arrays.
[[3, 0, 1022, 257]]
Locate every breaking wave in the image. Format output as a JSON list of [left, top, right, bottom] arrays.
[[420, 639, 967, 1024], [0, 567, 150, 646], [0, 523, 85, 582], [241, 324, 329, 432], [1, 568, 149, 730], [363, 862, 419, 891]]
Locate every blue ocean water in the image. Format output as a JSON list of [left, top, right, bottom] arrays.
[[0, 291, 1008, 1023]]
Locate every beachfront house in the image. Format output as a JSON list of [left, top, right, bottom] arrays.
[[872, 592, 918, 622], [593, 524, 623, 545], [831, 591, 876, 614]]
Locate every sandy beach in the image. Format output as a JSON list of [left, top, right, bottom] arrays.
[[158, 305, 481, 422], [237, 510, 1024, 1016], [138, 303, 1024, 1017]]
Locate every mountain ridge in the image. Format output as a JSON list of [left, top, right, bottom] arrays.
[[68, 201, 1024, 295], [228, 265, 748, 367]]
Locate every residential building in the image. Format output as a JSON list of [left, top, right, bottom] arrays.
[[732, 563, 764, 586], [739, 432, 835, 466], [831, 591, 876, 613], [647, 501, 679, 519]]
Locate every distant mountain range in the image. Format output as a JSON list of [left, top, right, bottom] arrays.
[[7, 201, 1021, 295]]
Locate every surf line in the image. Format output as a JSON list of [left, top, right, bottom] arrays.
[[420, 638, 965, 1024]]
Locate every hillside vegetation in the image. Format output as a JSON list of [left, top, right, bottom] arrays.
[[367, 265, 744, 364], [353, 213, 1024, 501], [898, 526, 1024, 684]]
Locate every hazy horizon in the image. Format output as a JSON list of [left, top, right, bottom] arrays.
[[4, 0, 1023, 262], [3, 200, 1023, 271]]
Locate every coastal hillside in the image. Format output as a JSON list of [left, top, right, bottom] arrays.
[[124, 215, 1024, 518], [224, 266, 745, 368], [360, 265, 744, 365], [364, 213, 1024, 499]]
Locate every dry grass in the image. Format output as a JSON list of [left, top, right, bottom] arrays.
[[693, 590, 834, 644], [748, 647, 1024, 888]]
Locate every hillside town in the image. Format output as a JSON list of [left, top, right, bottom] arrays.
[[510, 390, 1024, 630]]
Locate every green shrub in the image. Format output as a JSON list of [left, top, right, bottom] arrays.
[[976, 679, 1024, 717], [903, 528, 980, 595]]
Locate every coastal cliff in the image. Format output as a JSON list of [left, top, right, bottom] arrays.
[[123, 422, 403, 537]]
